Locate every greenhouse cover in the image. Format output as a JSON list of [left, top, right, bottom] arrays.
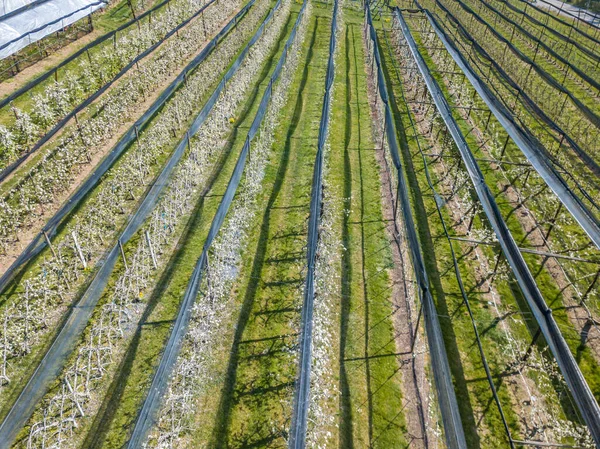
[[0, 0, 106, 59], [1, 0, 40, 16]]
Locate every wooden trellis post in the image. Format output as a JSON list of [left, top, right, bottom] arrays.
[[71, 231, 87, 269], [145, 230, 158, 268], [119, 240, 128, 270]]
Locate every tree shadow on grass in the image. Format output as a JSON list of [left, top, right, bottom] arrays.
[[339, 22, 355, 449], [378, 25, 481, 449], [208, 18, 319, 449], [81, 9, 291, 444]]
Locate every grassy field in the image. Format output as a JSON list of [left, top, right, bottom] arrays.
[[0, 1, 273, 427], [202, 7, 326, 446], [331, 13, 408, 448], [75, 3, 297, 448], [1, 0, 600, 447]]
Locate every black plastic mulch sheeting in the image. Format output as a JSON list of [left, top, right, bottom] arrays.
[[0, 0, 108, 54], [450, 0, 600, 130], [0, 2, 260, 447], [427, 0, 600, 250], [475, 0, 600, 91], [0, 1, 255, 298], [0, 0, 174, 109], [367, 4, 468, 449], [433, 0, 600, 194], [0, 0, 219, 183], [287, 1, 336, 448], [495, 0, 600, 62], [126, 0, 309, 446], [396, 8, 600, 446]]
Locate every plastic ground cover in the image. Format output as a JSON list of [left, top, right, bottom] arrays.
[[1, 0, 52, 20]]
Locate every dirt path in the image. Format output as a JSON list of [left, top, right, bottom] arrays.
[[359, 20, 432, 448], [0, 29, 104, 99], [0, 0, 156, 98]]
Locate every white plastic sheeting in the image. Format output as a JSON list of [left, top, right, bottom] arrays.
[[0, 0, 106, 59], [1, 0, 38, 17]]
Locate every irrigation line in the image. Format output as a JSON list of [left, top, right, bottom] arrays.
[[0, 1, 256, 299], [0, 0, 220, 183], [0, 0, 108, 56], [432, 1, 600, 185], [0, 0, 177, 109], [472, 0, 600, 93], [380, 21, 518, 449], [421, 2, 600, 251], [448, 236, 600, 264], [495, 0, 600, 62], [395, 8, 600, 445], [288, 1, 337, 447], [365, 4, 467, 448], [450, 0, 600, 129], [0, 2, 264, 446], [127, 1, 306, 446], [512, 439, 588, 448]]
